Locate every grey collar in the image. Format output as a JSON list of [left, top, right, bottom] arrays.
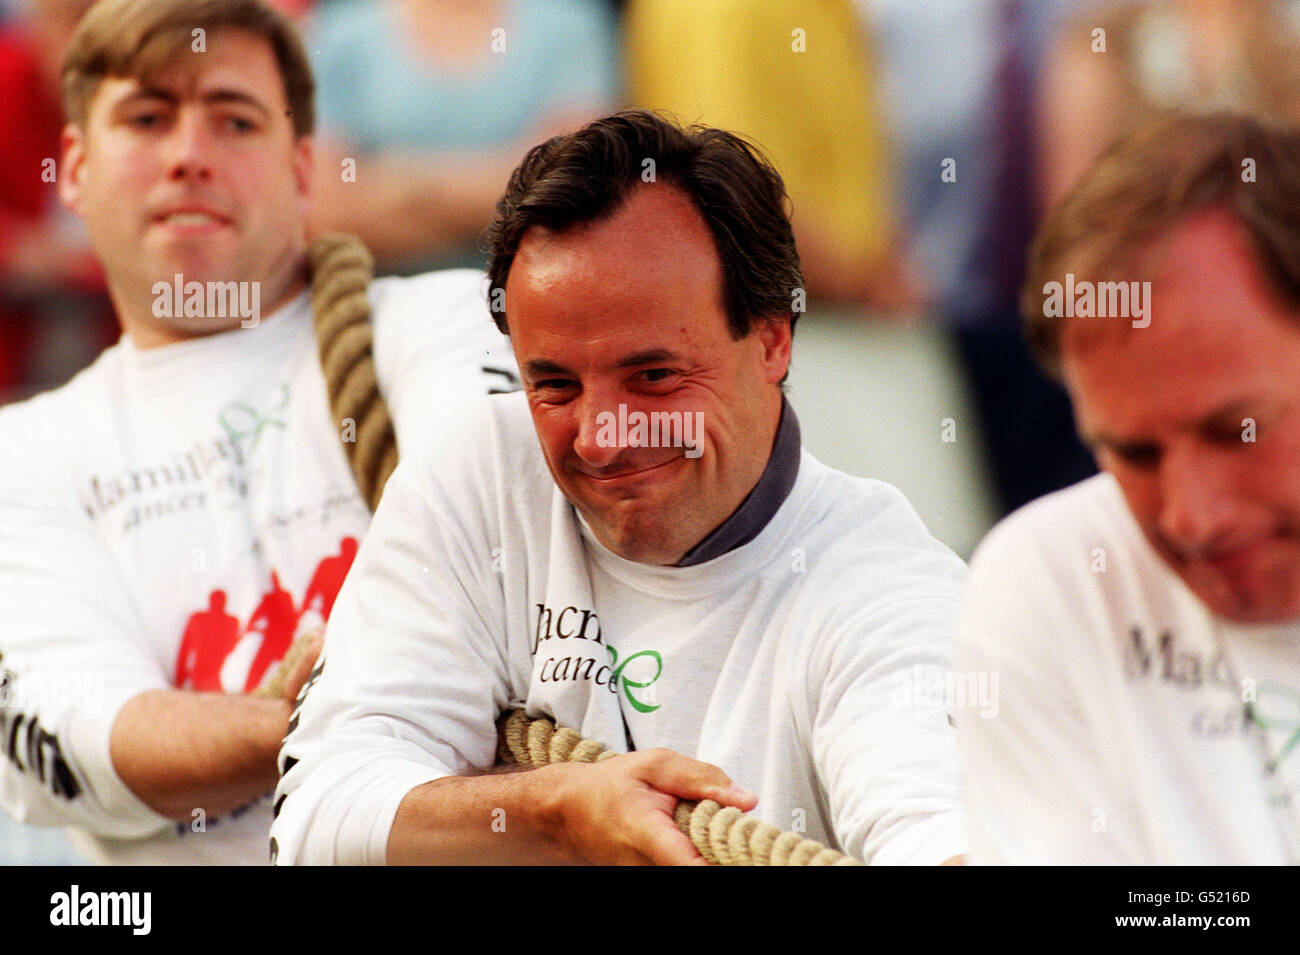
[[676, 397, 801, 566]]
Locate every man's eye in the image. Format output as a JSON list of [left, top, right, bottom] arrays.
[[1205, 419, 1259, 447], [225, 115, 258, 133], [1112, 444, 1161, 469], [127, 112, 163, 129], [639, 368, 676, 384], [534, 379, 575, 392]]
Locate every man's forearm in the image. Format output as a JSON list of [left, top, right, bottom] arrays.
[[386, 766, 576, 865], [384, 748, 755, 866], [110, 689, 290, 821]]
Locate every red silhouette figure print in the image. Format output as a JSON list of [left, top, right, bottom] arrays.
[[174, 590, 241, 691], [301, 537, 359, 620], [242, 571, 301, 692]]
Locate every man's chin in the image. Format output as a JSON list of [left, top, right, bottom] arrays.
[[581, 509, 686, 566], [139, 311, 249, 342], [1184, 572, 1300, 625], [144, 236, 240, 279], [145, 260, 235, 286]]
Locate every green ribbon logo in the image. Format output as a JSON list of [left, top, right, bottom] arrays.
[[1247, 683, 1300, 769], [606, 646, 662, 714], [219, 383, 289, 454]]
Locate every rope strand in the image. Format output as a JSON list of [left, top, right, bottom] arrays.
[[496, 709, 861, 866], [255, 234, 393, 701], [310, 233, 397, 514]]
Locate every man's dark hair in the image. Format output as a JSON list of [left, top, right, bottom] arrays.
[[485, 109, 804, 340]]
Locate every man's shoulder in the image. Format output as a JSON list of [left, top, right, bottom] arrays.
[[786, 454, 967, 607], [0, 349, 121, 473], [958, 473, 1180, 648], [399, 391, 546, 503], [799, 455, 961, 559], [365, 268, 516, 408], [368, 269, 490, 329], [970, 472, 1135, 574]]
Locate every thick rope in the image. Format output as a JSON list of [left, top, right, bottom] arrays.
[[309, 233, 397, 515], [254, 234, 394, 701], [252, 625, 322, 701], [496, 709, 861, 866]]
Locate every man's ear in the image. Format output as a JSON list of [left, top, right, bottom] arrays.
[[59, 124, 87, 214], [292, 135, 313, 221], [756, 316, 793, 385]]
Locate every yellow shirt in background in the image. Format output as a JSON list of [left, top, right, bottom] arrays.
[[625, 0, 894, 267]]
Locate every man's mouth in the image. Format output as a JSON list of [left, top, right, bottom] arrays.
[[1172, 534, 1285, 580], [153, 207, 233, 231], [577, 456, 681, 485], [1202, 541, 1268, 574]]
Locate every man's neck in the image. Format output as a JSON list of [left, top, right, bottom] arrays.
[[114, 268, 309, 350], [676, 396, 802, 566]]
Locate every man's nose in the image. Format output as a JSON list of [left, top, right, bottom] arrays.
[[1158, 441, 1239, 555], [572, 389, 623, 469], [167, 110, 214, 182]]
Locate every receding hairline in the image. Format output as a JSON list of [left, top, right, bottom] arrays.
[[1060, 204, 1300, 378], [507, 181, 728, 296], [1022, 110, 1300, 377]]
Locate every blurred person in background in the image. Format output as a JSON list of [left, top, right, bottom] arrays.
[[0, 0, 111, 402], [624, 0, 922, 314], [860, 0, 1096, 516], [0, 0, 514, 865], [1038, 0, 1300, 210], [304, 0, 619, 273], [958, 112, 1300, 864]]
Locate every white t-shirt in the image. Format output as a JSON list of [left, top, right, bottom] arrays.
[[0, 270, 516, 865], [956, 473, 1300, 864], [271, 392, 969, 865]]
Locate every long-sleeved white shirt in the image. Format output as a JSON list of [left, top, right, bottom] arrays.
[[271, 392, 969, 865], [0, 270, 515, 864], [956, 473, 1300, 864]]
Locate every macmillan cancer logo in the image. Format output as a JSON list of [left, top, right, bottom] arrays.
[[532, 603, 663, 711]]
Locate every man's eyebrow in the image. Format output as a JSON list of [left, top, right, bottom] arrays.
[[1088, 432, 1160, 455], [109, 86, 271, 117], [523, 359, 573, 378], [200, 89, 272, 116], [615, 349, 680, 368], [1199, 399, 1263, 423], [109, 88, 176, 109], [523, 349, 683, 379], [1084, 398, 1266, 450]]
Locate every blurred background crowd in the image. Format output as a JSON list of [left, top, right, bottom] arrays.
[[3, 0, 1300, 862]]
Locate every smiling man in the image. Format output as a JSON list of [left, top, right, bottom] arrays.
[[955, 112, 1300, 864], [271, 110, 968, 866], [0, 0, 514, 864]]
